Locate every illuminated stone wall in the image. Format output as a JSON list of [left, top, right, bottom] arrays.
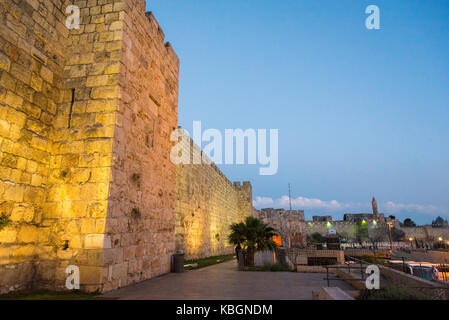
[[0, 0, 70, 293], [104, 1, 179, 290], [0, 0, 178, 293], [303, 221, 449, 242], [37, 0, 123, 292], [175, 137, 253, 260], [400, 226, 449, 242], [303, 221, 359, 239]]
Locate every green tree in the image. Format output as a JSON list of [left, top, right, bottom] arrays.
[[403, 218, 416, 227], [307, 232, 326, 246], [228, 216, 277, 250], [356, 220, 369, 244], [228, 216, 277, 267]]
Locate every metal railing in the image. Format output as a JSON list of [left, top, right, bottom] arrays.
[[323, 256, 369, 287]]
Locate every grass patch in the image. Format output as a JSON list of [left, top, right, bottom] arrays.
[[358, 286, 425, 300], [0, 290, 111, 300], [184, 254, 236, 270], [244, 263, 293, 272]]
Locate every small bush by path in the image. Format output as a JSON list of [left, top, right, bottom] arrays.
[[358, 286, 425, 300], [184, 254, 236, 270]]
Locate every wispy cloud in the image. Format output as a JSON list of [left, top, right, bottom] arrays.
[[253, 196, 274, 207], [253, 196, 449, 217], [383, 201, 448, 216], [253, 196, 367, 212]]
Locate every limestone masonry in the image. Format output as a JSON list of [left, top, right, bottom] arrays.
[[175, 136, 253, 260], [0, 0, 253, 294], [257, 208, 305, 248]]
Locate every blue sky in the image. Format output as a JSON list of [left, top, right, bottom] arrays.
[[148, 0, 449, 224]]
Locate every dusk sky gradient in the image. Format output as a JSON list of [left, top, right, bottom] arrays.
[[148, 0, 449, 224]]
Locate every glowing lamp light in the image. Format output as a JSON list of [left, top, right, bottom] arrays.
[[373, 220, 377, 226], [409, 238, 413, 241], [361, 220, 366, 225], [272, 235, 282, 247], [439, 237, 443, 242]]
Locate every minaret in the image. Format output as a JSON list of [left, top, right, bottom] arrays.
[[372, 197, 379, 218]]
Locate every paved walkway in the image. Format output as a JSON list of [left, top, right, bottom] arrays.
[[103, 260, 354, 300]]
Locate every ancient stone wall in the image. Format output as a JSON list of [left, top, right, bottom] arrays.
[[303, 221, 359, 239], [0, 0, 71, 293], [175, 137, 253, 260], [38, 0, 125, 292], [303, 221, 449, 242], [401, 226, 449, 242], [105, 0, 179, 290], [256, 209, 305, 248], [0, 0, 179, 293]]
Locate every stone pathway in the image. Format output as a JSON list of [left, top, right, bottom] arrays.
[[103, 260, 354, 300]]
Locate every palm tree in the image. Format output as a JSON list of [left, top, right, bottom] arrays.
[[228, 216, 278, 267]]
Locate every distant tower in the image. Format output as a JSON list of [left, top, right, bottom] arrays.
[[372, 197, 379, 216]]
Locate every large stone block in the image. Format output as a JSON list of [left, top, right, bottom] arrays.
[[84, 234, 112, 249], [79, 266, 109, 285]]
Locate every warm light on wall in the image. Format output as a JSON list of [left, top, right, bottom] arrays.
[[272, 236, 282, 247]]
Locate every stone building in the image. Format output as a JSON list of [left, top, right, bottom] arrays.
[[342, 198, 385, 223], [312, 216, 332, 223], [432, 216, 449, 228], [0, 0, 253, 294], [257, 208, 305, 248]]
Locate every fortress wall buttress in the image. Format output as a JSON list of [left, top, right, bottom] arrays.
[[103, 0, 179, 291]]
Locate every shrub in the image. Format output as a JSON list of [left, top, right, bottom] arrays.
[[358, 286, 425, 300], [262, 263, 292, 272]]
